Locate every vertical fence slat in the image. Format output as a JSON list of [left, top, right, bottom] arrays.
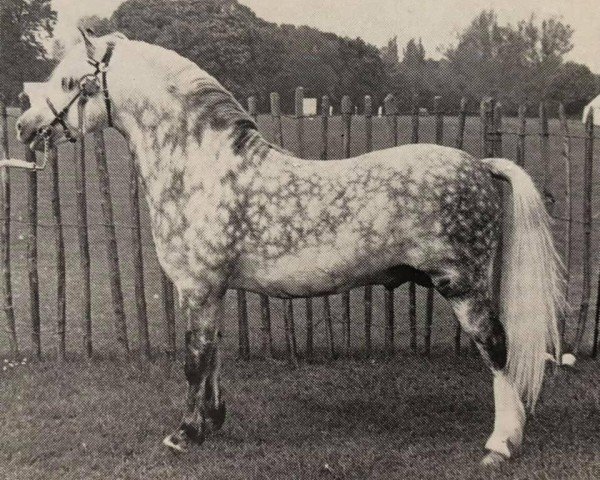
[[93, 130, 129, 355], [341, 95, 352, 356], [48, 144, 66, 360], [575, 109, 593, 355], [20, 94, 41, 358], [411, 93, 419, 144], [424, 96, 444, 355], [237, 97, 250, 357], [128, 153, 150, 358], [516, 105, 526, 167], [539, 102, 554, 212], [161, 271, 177, 359], [364, 95, 373, 357], [237, 290, 250, 360], [294, 88, 314, 358], [320, 95, 335, 359], [481, 99, 494, 158], [384, 94, 397, 356], [283, 298, 298, 367], [493, 102, 503, 157], [455, 97, 467, 150], [270, 92, 284, 147], [75, 103, 93, 358], [453, 97, 468, 354], [409, 94, 419, 352], [559, 104, 572, 346], [0, 95, 18, 357], [248, 97, 273, 360]]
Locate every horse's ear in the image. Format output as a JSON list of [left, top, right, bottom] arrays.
[[78, 27, 96, 58]]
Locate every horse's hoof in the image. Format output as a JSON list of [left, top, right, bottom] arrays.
[[163, 431, 189, 453], [206, 401, 226, 432], [480, 451, 508, 467]]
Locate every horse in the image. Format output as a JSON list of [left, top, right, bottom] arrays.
[[16, 30, 564, 466]]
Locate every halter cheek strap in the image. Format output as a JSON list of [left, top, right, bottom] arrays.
[[45, 41, 116, 142]]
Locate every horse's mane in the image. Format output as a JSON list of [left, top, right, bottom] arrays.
[[128, 39, 289, 156]]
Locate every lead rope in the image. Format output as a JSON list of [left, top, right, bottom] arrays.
[[0, 130, 57, 171]]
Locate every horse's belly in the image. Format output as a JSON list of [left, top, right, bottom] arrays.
[[231, 241, 422, 298]]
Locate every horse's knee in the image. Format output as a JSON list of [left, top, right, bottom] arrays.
[[184, 329, 217, 385]]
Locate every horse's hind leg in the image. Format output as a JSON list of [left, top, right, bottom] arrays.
[[449, 293, 525, 465], [163, 292, 225, 452]]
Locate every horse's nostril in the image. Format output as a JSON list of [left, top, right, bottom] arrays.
[[16, 121, 22, 132]]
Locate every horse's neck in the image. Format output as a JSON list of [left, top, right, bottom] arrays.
[[120, 109, 285, 212]]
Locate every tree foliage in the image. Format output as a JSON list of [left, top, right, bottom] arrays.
[[0, 0, 57, 103], [108, 0, 387, 111], [382, 11, 597, 115]]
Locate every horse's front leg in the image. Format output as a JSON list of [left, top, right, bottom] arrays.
[[163, 292, 225, 452]]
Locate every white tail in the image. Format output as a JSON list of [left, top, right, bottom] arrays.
[[482, 158, 564, 410]]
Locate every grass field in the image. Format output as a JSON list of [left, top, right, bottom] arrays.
[[2, 107, 600, 478], [0, 352, 599, 479]]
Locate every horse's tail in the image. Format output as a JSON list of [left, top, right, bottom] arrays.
[[482, 158, 564, 410]]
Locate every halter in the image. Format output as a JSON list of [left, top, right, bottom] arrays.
[[0, 42, 115, 171], [45, 41, 116, 142]]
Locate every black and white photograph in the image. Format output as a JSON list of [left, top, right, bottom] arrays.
[[0, 0, 599, 478]]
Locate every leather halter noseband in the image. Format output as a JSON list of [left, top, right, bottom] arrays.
[[44, 41, 115, 142]]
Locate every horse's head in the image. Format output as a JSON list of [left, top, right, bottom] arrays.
[[16, 29, 128, 149]]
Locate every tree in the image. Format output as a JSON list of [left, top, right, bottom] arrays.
[[443, 10, 579, 112], [110, 0, 387, 110], [0, 0, 57, 103], [381, 36, 399, 64]]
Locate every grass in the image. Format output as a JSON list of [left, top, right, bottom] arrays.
[[2, 108, 600, 478], [0, 352, 599, 479]]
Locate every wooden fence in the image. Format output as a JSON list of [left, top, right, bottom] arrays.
[[0, 89, 599, 362]]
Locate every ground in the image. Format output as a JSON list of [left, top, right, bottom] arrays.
[[0, 352, 599, 480]]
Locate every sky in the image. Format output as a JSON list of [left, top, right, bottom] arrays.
[[51, 0, 600, 72]]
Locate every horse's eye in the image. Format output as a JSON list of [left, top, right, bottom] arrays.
[[61, 77, 76, 91]]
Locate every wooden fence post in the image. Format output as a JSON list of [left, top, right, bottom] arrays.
[[93, 130, 129, 356], [20, 93, 41, 359], [283, 298, 298, 367], [411, 93, 419, 144], [75, 102, 93, 358], [574, 108, 593, 356], [320, 95, 336, 359], [248, 97, 273, 359], [161, 271, 177, 359], [384, 93, 397, 356], [455, 97, 467, 150], [559, 103, 572, 346], [127, 153, 150, 358], [0, 94, 18, 358], [480, 98, 495, 158], [237, 96, 250, 359], [409, 94, 419, 352], [453, 97, 468, 354], [295, 87, 314, 359], [539, 103, 554, 212], [424, 96, 444, 355], [364, 95, 373, 357], [493, 102, 503, 157], [516, 105, 526, 167], [48, 144, 66, 360], [341, 95, 352, 356], [270, 92, 284, 147], [237, 289, 250, 360]]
